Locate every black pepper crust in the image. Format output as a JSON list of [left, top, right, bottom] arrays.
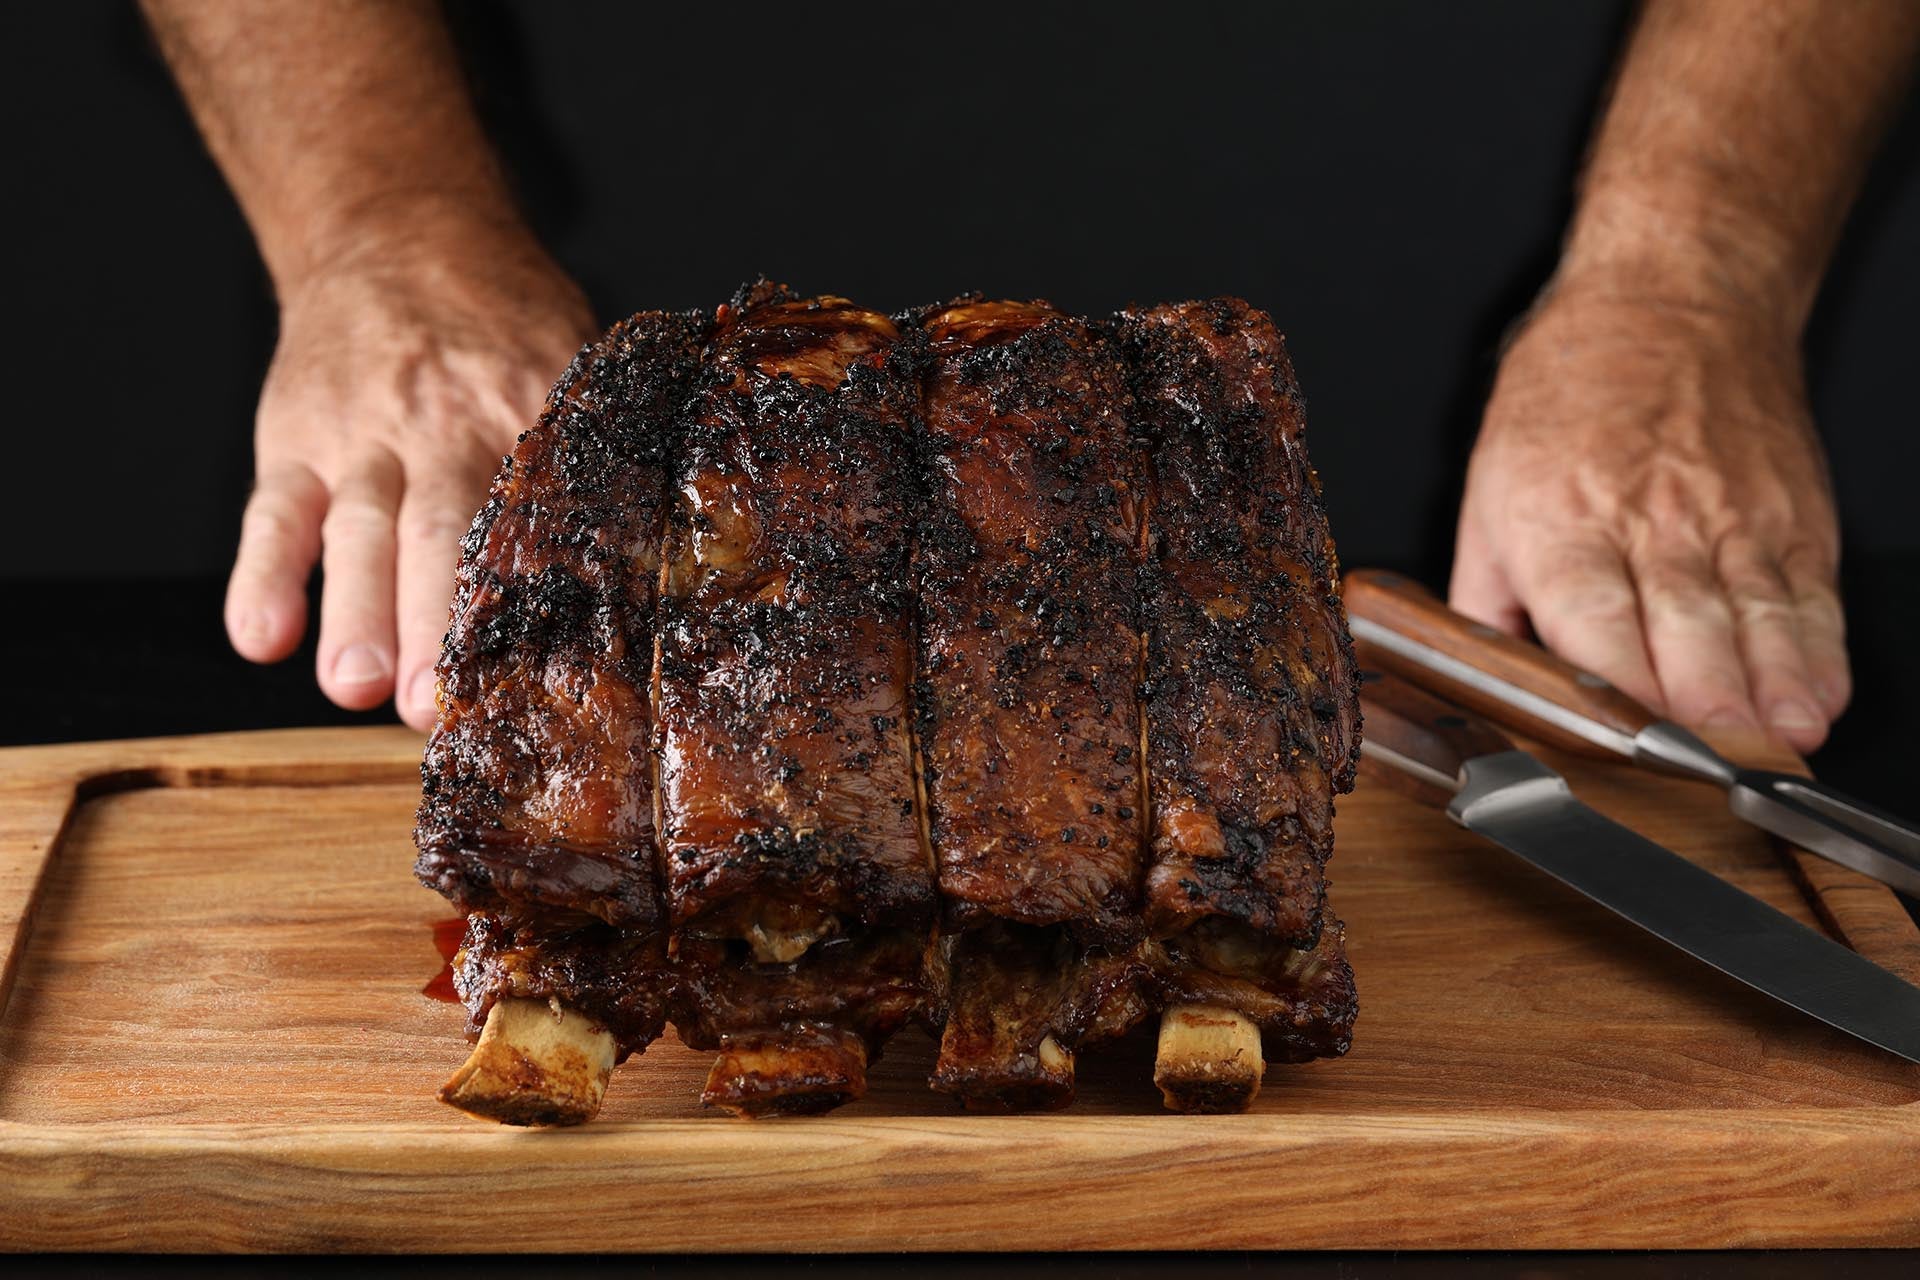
[[1117, 297, 1362, 949], [656, 288, 936, 936], [912, 300, 1148, 948], [413, 309, 712, 929]]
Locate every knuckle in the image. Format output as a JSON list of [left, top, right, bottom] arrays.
[[321, 500, 395, 544], [1724, 586, 1794, 629], [399, 510, 474, 547], [240, 497, 306, 547], [1776, 536, 1838, 580], [1636, 568, 1716, 616], [1751, 671, 1818, 708], [1543, 580, 1636, 623], [1522, 545, 1632, 616], [1708, 530, 1773, 575], [1668, 644, 1748, 686], [1790, 590, 1847, 649], [256, 380, 344, 443], [1666, 678, 1754, 720]]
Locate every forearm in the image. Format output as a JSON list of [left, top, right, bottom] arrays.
[[141, 0, 526, 293], [1560, 0, 1920, 327]]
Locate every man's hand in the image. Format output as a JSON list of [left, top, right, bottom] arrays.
[[143, 0, 597, 728], [227, 224, 594, 729], [1449, 0, 1919, 754], [1451, 284, 1847, 751]]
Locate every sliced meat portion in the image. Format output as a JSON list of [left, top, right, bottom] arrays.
[[914, 300, 1148, 947], [655, 287, 937, 1114], [915, 299, 1152, 1108], [1120, 297, 1360, 950], [414, 308, 705, 1087], [656, 287, 934, 953], [415, 309, 706, 929]]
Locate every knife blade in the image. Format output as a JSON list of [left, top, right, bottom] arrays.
[[1344, 568, 1920, 900], [1358, 669, 1920, 1065]]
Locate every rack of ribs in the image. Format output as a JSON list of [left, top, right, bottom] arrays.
[[413, 284, 1358, 1123], [414, 309, 708, 1124], [655, 286, 936, 1115]]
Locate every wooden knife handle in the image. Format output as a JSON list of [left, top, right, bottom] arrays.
[[1357, 670, 1517, 810], [1344, 568, 1657, 758]]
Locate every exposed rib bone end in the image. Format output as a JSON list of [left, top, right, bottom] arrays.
[[439, 997, 616, 1127], [1154, 1004, 1265, 1114], [702, 1025, 868, 1118], [931, 1030, 1077, 1113]]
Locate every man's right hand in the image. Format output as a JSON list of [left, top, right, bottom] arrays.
[[225, 219, 595, 730]]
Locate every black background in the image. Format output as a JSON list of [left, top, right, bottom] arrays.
[[11, 0, 1919, 580], [2, 6, 1918, 1271]]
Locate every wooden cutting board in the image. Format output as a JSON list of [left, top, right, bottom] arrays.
[[1, 726, 1916, 1252]]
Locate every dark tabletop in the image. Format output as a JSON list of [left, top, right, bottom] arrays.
[[4, 562, 1916, 1274]]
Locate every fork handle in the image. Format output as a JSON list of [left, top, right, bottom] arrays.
[[1344, 568, 1657, 759]]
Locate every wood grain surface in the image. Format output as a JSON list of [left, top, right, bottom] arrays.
[[1352, 670, 1517, 809], [1, 726, 1916, 1252]]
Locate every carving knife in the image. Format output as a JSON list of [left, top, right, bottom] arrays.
[[1344, 568, 1920, 901], [1358, 669, 1920, 1064]]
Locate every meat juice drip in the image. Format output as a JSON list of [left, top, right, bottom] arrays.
[[422, 916, 465, 1002]]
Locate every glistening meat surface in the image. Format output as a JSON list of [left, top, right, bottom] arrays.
[[652, 288, 938, 1112], [914, 300, 1148, 947], [656, 289, 934, 952], [1121, 298, 1362, 950], [414, 309, 707, 930]]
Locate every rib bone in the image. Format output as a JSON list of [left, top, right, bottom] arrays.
[[702, 1025, 868, 1117], [932, 1025, 1078, 1113], [438, 997, 617, 1127], [1153, 1003, 1265, 1113]]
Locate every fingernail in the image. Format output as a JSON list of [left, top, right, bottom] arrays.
[[406, 669, 438, 718], [332, 645, 392, 686], [1768, 700, 1821, 733], [1700, 709, 1753, 730]]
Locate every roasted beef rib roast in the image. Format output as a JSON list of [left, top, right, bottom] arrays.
[[415, 283, 1360, 1124]]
